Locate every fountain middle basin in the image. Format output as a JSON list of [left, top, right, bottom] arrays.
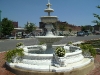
[[35, 36, 64, 54], [35, 36, 64, 43]]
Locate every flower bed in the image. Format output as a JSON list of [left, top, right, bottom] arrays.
[[83, 39, 100, 48]]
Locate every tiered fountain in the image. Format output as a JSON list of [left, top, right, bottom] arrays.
[[6, 1, 94, 75]]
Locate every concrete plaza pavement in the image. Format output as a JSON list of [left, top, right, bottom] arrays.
[[0, 35, 100, 52]]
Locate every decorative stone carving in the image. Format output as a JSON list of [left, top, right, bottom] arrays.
[[23, 45, 47, 52], [12, 55, 21, 63], [53, 54, 66, 67]]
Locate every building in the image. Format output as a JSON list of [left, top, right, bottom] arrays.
[[12, 21, 26, 37], [93, 25, 100, 31], [12, 21, 18, 28], [39, 21, 81, 32]]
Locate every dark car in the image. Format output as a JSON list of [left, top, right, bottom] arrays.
[[77, 31, 85, 36], [77, 31, 89, 36]]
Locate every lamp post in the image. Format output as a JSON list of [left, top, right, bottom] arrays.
[[0, 10, 2, 37]]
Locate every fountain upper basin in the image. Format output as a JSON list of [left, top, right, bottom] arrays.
[[41, 16, 58, 23]]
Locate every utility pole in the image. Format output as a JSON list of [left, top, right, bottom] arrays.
[[0, 10, 2, 37]]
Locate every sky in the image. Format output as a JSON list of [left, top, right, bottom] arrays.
[[0, 0, 100, 27]]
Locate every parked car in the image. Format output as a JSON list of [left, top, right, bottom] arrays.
[[77, 31, 89, 36], [5, 35, 15, 39], [95, 31, 100, 35], [84, 30, 91, 35], [77, 31, 85, 36]]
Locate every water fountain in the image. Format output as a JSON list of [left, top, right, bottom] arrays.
[[6, 1, 94, 75]]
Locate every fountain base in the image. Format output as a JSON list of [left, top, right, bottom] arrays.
[[6, 61, 94, 75]]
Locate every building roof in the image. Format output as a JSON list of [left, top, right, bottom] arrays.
[[14, 28, 26, 30]]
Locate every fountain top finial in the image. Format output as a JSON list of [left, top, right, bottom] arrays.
[[48, 0, 50, 4], [44, 0, 54, 13], [46, 0, 52, 9], [41, 0, 58, 23]]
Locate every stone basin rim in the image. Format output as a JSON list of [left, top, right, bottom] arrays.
[[40, 16, 58, 17], [35, 36, 64, 38], [24, 50, 82, 56]]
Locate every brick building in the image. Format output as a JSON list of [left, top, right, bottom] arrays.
[[93, 25, 100, 31], [12, 21, 26, 36], [39, 21, 81, 32], [12, 21, 18, 28]]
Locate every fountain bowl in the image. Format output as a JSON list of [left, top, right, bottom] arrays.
[[35, 36, 64, 43]]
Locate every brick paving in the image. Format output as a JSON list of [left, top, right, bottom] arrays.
[[87, 55, 100, 75], [0, 52, 15, 75], [0, 52, 100, 75]]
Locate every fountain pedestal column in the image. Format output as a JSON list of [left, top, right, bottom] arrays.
[[44, 43, 53, 54], [45, 23, 54, 36]]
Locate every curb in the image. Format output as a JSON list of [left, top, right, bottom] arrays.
[[0, 51, 6, 53]]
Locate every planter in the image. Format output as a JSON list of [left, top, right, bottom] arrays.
[[83, 50, 91, 57], [19, 45, 24, 48], [12, 55, 19, 63], [54, 54, 66, 67], [58, 57, 66, 67], [16, 42, 24, 48], [12, 54, 22, 63]]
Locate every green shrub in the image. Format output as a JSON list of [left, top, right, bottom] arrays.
[[39, 42, 45, 45], [16, 42, 23, 47], [55, 47, 66, 57], [67, 41, 72, 45], [5, 48, 24, 62], [80, 44, 97, 57]]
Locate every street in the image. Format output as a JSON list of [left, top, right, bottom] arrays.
[[0, 35, 100, 52]]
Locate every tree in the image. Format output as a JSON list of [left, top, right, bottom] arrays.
[[89, 27, 93, 32], [81, 26, 87, 31], [58, 24, 66, 35], [52, 23, 57, 35], [25, 22, 36, 33], [92, 5, 100, 31], [52, 23, 57, 30], [69, 29, 72, 33], [1, 18, 14, 36]]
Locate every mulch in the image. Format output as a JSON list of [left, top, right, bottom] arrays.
[[0, 52, 100, 75]]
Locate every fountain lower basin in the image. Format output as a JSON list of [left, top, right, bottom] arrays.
[[6, 48, 92, 72], [6, 42, 94, 75], [7, 58, 91, 72]]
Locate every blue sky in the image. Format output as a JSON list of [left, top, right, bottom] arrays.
[[0, 0, 100, 27]]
